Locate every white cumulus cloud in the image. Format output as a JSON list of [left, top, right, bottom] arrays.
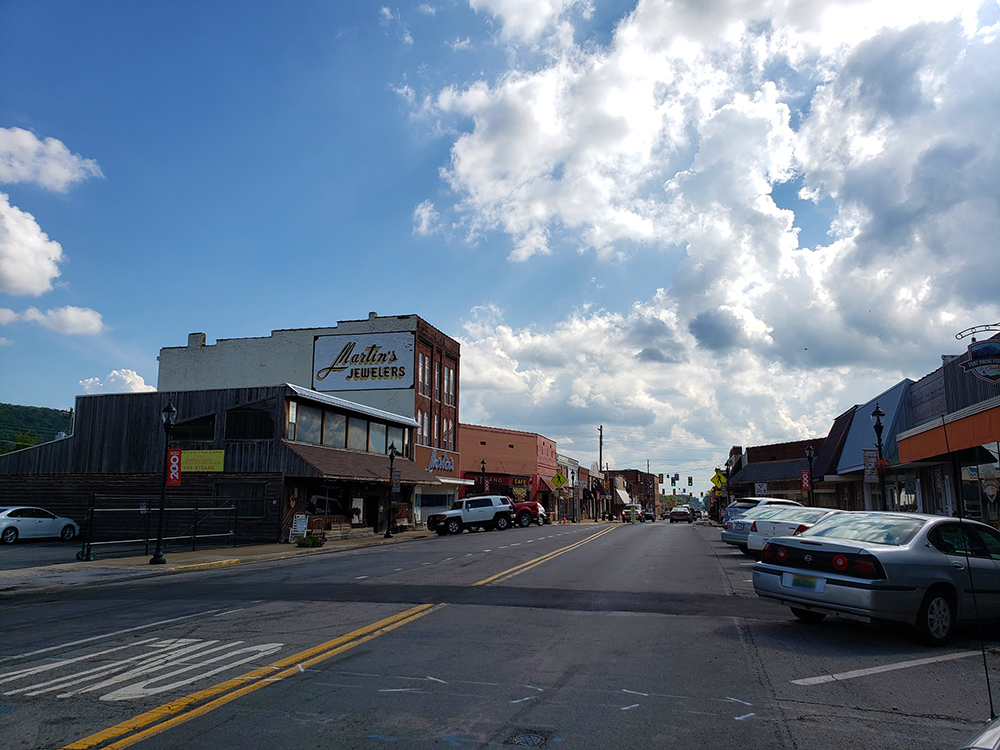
[[0, 193, 64, 295], [0, 127, 103, 193], [80, 369, 156, 394], [21, 306, 105, 335]]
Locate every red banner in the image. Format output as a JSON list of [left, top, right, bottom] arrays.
[[800, 470, 811, 491], [167, 449, 182, 487]]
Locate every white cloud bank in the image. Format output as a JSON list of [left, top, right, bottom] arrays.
[[0, 129, 105, 339], [80, 369, 156, 394], [409, 0, 1000, 478]]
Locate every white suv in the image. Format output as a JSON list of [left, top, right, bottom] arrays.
[[430, 495, 514, 535]]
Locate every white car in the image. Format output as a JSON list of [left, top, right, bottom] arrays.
[[0, 506, 79, 544], [746, 507, 842, 559], [428, 495, 513, 535]]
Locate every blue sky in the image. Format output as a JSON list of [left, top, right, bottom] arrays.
[[2, 1, 999, 492]]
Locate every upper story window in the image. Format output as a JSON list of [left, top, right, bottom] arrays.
[[433, 414, 439, 448], [226, 403, 274, 441], [347, 416, 368, 451], [423, 352, 432, 397], [418, 353, 426, 396], [286, 399, 408, 456], [434, 360, 441, 402], [416, 409, 424, 445]]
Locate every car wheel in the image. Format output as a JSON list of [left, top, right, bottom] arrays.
[[1, 527, 17, 544], [790, 608, 826, 623], [687, 519, 693, 524], [60, 525, 77, 541], [518, 513, 532, 528], [537, 516, 545, 526], [915, 588, 956, 646], [495, 515, 510, 531], [446, 519, 462, 535]]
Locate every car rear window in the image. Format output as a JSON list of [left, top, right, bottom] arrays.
[[801, 514, 925, 545], [769, 507, 833, 524]]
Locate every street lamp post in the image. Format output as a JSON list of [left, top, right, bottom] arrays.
[[804, 444, 815, 507], [149, 400, 177, 565], [384, 443, 397, 539], [871, 403, 888, 511], [571, 469, 577, 522], [480, 458, 487, 495]]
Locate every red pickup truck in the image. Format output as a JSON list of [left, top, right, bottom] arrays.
[[511, 499, 548, 527]]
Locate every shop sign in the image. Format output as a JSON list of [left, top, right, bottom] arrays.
[[984, 480, 999, 503], [313, 332, 415, 391], [427, 449, 455, 473], [962, 339, 1000, 384], [863, 450, 878, 483], [754, 482, 768, 496], [181, 450, 224, 472]]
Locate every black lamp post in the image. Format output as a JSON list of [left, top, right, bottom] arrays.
[[871, 403, 887, 511], [571, 469, 577, 522], [804, 444, 815, 507], [384, 443, 397, 539], [480, 458, 487, 495], [149, 400, 177, 565]]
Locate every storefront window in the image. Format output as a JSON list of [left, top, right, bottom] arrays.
[[323, 412, 346, 448], [387, 425, 404, 456], [348, 416, 368, 451], [369, 422, 387, 454], [296, 403, 322, 444]]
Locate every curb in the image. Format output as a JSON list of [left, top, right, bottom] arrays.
[[168, 559, 242, 572]]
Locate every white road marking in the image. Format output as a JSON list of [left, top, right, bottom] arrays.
[[511, 696, 535, 703], [726, 697, 752, 705], [621, 703, 640, 711], [380, 688, 422, 692], [511, 543, 521, 546], [298, 664, 305, 673], [0, 610, 222, 664], [499, 546, 508, 549], [792, 651, 982, 686], [426, 676, 448, 684], [394, 568, 403, 572], [483, 550, 491, 553], [355, 576, 369, 580], [735, 713, 755, 721], [422, 562, 431, 566], [212, 609, 245, 617], [622, 689, 648, 696], [525, 685, 544, 692], [0, 638, 162, 686], [443, 558, 453, 562]]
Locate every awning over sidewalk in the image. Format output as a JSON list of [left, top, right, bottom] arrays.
[[539, 476, 559, 492], [615, 488, 631, 505], [283, 441, 440, 485], [898, 396, 1000, 464]]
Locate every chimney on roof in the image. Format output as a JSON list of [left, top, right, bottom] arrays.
[[369, 312, 378, 320], [188, 333, 206, 347]]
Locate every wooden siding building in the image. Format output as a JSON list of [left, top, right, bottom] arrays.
[[0, 384, 437, 543]]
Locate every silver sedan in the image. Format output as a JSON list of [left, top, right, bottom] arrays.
[[0, 506, 79, 544], [752, 512, 1000, 645]]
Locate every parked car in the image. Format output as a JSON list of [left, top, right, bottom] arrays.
[[0, 506, 79, 544], [511, 499, 548, 527], [427, 495, 513, 535], [746, 507, 843, 559], [669, 505, 694, 523], [722, 497, 803, 526], [753, 512, 1000, 645], [643, 507, 656, 522], [721, 504, 795, 554]]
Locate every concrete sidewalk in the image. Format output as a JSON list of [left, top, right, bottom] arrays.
[[0, 529, 434, 596]]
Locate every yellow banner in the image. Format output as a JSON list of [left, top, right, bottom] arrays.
[[181, 450, 225, 472]]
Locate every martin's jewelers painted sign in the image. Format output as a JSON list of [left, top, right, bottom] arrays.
[[313, 332, 414, 391]]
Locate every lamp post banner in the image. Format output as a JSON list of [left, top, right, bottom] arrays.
[[800, 471, 811, 491], [166, 449, 182, 487], [863, 449, 878, 483]]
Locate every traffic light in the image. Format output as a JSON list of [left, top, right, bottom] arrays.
[[658, 473, 663, 484], [688, 476, 692, 486], [670, 476, 676, 486]]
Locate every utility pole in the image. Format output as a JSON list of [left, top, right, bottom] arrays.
[[598, 425, 604, 519]]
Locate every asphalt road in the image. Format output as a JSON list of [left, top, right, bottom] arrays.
[[1, 521, 996, 749]]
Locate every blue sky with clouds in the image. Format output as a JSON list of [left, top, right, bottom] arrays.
[[2, 1, 999, 492]]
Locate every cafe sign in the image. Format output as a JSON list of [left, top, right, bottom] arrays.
[[313, 332, 414, 392]]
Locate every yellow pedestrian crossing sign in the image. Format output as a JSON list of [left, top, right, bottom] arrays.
[[551, 472, 566, 489], [711, 471, 727, 488]]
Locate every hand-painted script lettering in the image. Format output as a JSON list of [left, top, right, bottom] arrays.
[[316, 342, 400, 381]]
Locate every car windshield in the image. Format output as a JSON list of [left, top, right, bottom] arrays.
[[801, 514, 926, 545], [450, 501, 465, 510]]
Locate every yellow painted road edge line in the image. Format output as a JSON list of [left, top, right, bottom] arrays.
[[472, 524, 617, 586], [62, 604, 440, 750]]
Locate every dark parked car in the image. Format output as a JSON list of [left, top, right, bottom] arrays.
[[669, 505, 694, 523]]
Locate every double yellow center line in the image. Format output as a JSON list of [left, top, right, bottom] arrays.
[[65, 524, 617, 750]]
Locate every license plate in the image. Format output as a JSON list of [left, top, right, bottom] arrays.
[[734, 522, 744, 531], [789, 573, 819, 591]]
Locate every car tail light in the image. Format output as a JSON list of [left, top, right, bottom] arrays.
[[832, 554, 848, 572], [850, 554, 886, 579], [723, 523, 729, 530], [773, 545, 788, 563], [792, 524, 810, 535], [750, 521, 757, 532], [760, 542, 773, 563]]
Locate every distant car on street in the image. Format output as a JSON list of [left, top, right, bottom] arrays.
[[669, 505, 694, 523], [643, 508, 656, 522], [621, 505, 642, 522], [0, 506, 79, 544]]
